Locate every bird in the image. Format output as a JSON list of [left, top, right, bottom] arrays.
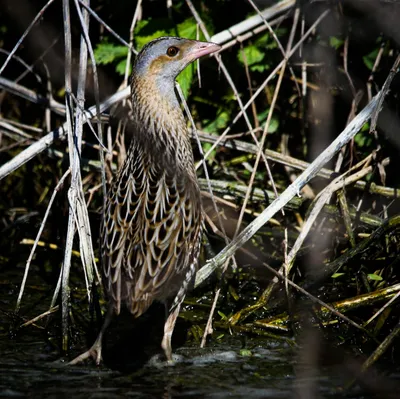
[[70, 37, 221, 365]]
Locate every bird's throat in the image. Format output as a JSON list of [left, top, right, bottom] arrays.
[[129, 75, 194, 171], [132, 75, 188, 136]]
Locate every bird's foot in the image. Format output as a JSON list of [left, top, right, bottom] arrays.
[[69, 341, 102, 366], [165, 357, 175, 366]]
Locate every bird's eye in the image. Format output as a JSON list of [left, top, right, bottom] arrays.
[[166, 46, 179, 57]]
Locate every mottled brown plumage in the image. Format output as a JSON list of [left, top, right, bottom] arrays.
[[70, 37, 220, 365]]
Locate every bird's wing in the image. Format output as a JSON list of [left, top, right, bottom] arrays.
[[101, 142, 202, 316]]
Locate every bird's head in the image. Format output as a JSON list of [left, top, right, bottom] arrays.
[[129, 37, 220, 142], [131, 37, 220, 109], [133, 36, 220, 81]]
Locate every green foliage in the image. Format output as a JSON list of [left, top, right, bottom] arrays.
[[204, 110, 230, 133], [116, 59, 128, 75], [201, 142, 216, 162], [329, 36, 344, 50], [238, 45, 265, 71], [174, 19, 201, 96], [367, 273, 383, 281], [134, 19, 172, 50], [237, 30, 285, 72], [354, 123, 373, 157], [134, 17, 201, 50], [94, 43, 128, 76], [354, 131, 373, 149], [361, 122, 370, 132], [94, 43, 128, 65], [257, 108, 279, 133], [218, 310, 228, 320], [363, 48, 380, 71]]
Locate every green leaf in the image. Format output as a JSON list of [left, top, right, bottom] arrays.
[[256, 30, 286, 49], [354, 132, 373, 148], [222, 92, 237, 102], [363, 48, 379, 70], [265, 116, 279, 133], [257, 108, 279, 133], [137, 30, 170, 50], [202, 142, 216, 161], [177, 18, 198, 39], [176, 18, 201, 96], [94, 43, 128, 65], [238, 45, 265, 67], [204, 111, 230, 133], [135, 17, 198, 50], [116, 59, 130, 76], [217, 310, 228, 320], [239, 349, 252, 357], [368, 273, 383, 281], [251, 64, 268, 72], [361, 121, 370, 132], [331, 273, 345, 278], [134, 19, 171, 50], [330, 36, 344, 50], [177, 65, 194, 98]]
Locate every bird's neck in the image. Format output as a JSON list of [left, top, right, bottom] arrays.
[[129, 75, 194, 171], [131, 74, 188, 134]]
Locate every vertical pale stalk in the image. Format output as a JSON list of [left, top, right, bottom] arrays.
[[61, 0, 75, 353], [61, 0, 96, 353]]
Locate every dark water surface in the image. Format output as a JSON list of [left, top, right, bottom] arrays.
[[0, 271, 397, 398], [0, 335, 374, 399]]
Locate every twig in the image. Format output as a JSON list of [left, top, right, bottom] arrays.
[[314, 214, 400, 285], [285, 155, 376, 277], [72, 0, 100, 297], [78, 0, 131, 49], [0, 3, 302, 181], [0, 0, 56, 76], [0, 48, 42, 83], [211, 0, 295, 45], [246, 0, 301, 95], [178, 82, 237, 348], [61, 0, 75, 353], [0, 86, 130, 181], [73, 0, 106, 202], [233, 7, 301, 239], [195, 92, 381, 287], [200, 10, 330, 164], [0, 77, 65, 115], [186, 0, 273, 346], [19, 306, 59, 328], [370, 54, 400, 132], [123, 0, 142, 90], [186, 0, 273, 194], [197, 131, 397, 198], [15, 169, 70, 314]]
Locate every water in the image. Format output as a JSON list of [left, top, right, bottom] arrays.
[[1, 328, 292, 398], [0, 333, 376, 399], [0, 268, 398, 398]]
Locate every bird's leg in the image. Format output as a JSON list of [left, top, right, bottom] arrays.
[[69, 303, 114, 365], [161, 302, 181, 362]]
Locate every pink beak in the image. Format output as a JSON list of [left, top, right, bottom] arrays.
[[187, 41, 221, 62]]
